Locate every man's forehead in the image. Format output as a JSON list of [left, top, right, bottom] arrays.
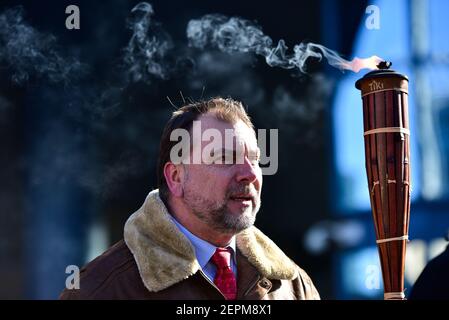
[[198, 113, 255, 137], [189, 113, 258, 155]]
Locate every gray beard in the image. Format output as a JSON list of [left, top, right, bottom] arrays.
[[182, 185, 259, 234]]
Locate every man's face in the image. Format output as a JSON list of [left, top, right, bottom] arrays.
[[181, 113, 262, 234]]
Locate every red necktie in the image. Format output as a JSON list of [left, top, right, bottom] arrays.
[[211, 248, 237, 300]]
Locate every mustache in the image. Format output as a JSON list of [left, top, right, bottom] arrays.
[[227, 184, 259, 199]]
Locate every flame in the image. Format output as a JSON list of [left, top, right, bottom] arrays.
[[347, 55, 384, 73]]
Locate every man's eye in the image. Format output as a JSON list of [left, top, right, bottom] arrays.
[[249, 155, 260, 166], [251, 160, 260, 166], [211, 153, 229, 164], [215, 154, 227, 164], [213, 152, 238, 165], [224, 153, 237, 164]]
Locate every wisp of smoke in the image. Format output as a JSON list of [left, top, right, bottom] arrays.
[[123, 2, 174, 83], [187, 14, 381, 73], [0, 6, 86, 84]]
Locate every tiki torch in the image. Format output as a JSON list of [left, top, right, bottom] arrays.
[[355, 62, 411, 300]]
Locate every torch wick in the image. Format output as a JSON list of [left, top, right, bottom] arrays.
[[377, 61, 392, 70]]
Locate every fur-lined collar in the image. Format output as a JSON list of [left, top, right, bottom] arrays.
[[124, 189, 298, 292]]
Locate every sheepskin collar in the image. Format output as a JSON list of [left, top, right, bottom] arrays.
[[124, 189, 298, 292]]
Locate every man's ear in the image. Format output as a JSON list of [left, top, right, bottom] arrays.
[[163, 162, 185, 198]]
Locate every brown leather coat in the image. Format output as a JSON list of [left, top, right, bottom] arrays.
[[60, 190, 320, 300]]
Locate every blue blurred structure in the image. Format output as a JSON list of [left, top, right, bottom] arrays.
[[23, 88, 92, 299], [330, 0, 449, 299]]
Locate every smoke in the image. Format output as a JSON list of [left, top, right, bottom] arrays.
[[0, 2, 339, 199], [0, 6, 87, 85], [187, 14, 379, 73], [123, 2, 174, 83], [184, 13, 335, 134], [187, 15, 272, 57], [270, 74, 333, 144], [186, 51, 265, 106], [75, 150, 146, 198]]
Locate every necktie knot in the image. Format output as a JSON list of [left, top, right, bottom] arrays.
[[210, 247, 237, 300], [211, 248, 232, 269]]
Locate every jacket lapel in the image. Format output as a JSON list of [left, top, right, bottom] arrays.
[[236, 250, 265, 299], [124, 189, 298, 293]]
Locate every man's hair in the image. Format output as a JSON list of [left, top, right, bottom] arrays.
[[157, 97, 254, 203]]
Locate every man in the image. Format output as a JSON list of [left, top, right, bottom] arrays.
[[60, 97, 320, 300], [409, 237, 449, 300]]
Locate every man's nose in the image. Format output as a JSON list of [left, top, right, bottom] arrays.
[[235, 157, 258, 184]]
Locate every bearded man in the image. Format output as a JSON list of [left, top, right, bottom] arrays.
[[60, 97, 320, 300]]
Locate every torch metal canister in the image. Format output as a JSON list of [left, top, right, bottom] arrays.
[[355, 67, 411, 300]]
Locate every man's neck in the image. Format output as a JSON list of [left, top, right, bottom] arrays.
[[167, 199, 234, 247]]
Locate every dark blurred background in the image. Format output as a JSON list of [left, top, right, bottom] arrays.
[[1, 0, 448, 299]]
